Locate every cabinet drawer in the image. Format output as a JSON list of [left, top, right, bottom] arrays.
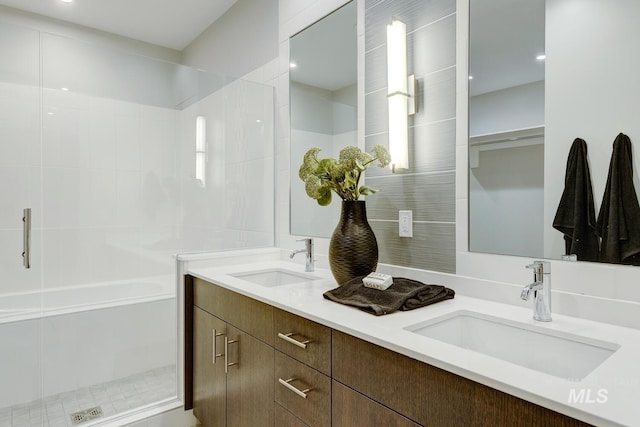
[[275, 403, 308, 427], [274, 309, 331, 375], [333, 331, 591, 426], [193, 277, 273, 344], [332, 330, 471, 425], [332, 380, 421, 427], [275, 351, 331, 427]]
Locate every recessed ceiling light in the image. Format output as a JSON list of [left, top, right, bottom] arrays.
[[536, 54, 546, 61], [60, 0, 73, 3], [289, 62, 297, 69], [61, 87, 69, 91], [468, 75, 473, 80]]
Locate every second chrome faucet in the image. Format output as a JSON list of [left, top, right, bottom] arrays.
[[290, 238, 314, 272], [521, 260, 552, 322]]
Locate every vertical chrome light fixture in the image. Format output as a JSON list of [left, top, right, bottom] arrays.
[[195, 115, 207, 187], [387, 19, 416, 172]]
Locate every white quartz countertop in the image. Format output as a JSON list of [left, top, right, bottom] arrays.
[[187, 260, 640, 427]]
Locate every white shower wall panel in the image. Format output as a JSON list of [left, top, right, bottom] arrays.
[[0, 81, 42, 296], [39, 87, 181, 291], [0, 281, 175, 408], [178, 78, 275, 252], [0, 83, 40, 168]]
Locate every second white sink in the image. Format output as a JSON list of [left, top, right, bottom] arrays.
[[230, 268, 320, 287], [405, 310, 619, 380]]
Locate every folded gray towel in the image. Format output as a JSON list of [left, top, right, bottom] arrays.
[[323, 276, 455, 316]]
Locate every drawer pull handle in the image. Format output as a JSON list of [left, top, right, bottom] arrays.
[[212, 330, 225, 364], [278, 377, 312, 399], [278, 332, 312, 349], [225, 337, 239, 373]]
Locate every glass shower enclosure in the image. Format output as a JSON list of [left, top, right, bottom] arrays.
[[0, 21, 274, 427]]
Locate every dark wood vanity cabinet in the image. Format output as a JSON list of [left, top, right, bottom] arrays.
[[332, 380, 421, 427], [186, 276, 592, 427], [190, 277, 274, 427], [192, 306, 227, 427], [332, 331, 592, 427], [273, 308, 332, 426]]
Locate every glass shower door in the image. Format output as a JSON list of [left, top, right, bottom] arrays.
[[0, 22, 44, 425], [38, 32, 182, 424]]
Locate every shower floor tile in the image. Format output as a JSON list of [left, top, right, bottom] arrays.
[[2, 365, 176, 427]]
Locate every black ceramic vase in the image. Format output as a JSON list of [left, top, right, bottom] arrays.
[[329, 200, 379, 285]]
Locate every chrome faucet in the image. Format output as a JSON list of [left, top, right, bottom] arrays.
[[290, 238, 314, 272], [521, 260, 552, 322]]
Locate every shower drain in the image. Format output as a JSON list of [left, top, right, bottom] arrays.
[[70, 406, 104, 425]]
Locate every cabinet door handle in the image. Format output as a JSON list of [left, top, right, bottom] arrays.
[[212, 329, 225, 364], [278, 377, 312, 399], [225, 337, 238, 373], [278, 332, 312, 349]]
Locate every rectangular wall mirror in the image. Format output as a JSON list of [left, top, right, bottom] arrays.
[[469, 0, 640, 266], [289, 1, 357, 238]]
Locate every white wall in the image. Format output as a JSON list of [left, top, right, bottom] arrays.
[[289, 81, 356, 237], [468, 72, 544, 259], [0, 5, 180, 63], [181, 0, 279, 79], [470, 142, 544, 257], [42, 32, 189, 108], [469, 80, 544, 136], [544, 0, 640, 259], [178, 79, 275, 252]]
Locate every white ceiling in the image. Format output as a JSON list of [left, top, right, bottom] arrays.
[[0, 0, 238, 50]]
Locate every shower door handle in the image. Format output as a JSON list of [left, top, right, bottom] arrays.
[[22, 208, 31, 269]]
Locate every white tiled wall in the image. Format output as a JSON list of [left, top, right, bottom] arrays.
[[178, 77, 276, 254]]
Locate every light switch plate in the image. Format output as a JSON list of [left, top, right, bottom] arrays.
[[399, 210, 413, 237]]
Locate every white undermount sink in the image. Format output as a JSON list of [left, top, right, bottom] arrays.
[[405, 310, 619, 380], [230, 268, 320, 287]]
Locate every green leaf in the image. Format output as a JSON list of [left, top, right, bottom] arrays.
[[344, 170, 357, 187], [359, 185, 378, 196], [317, 189, 332, 206], [299, 147, 321, 180], [316, 158, 336, 174]]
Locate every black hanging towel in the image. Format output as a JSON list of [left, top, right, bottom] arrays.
[[596, 133, 640, 265], [552, 138, 599, 261]]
